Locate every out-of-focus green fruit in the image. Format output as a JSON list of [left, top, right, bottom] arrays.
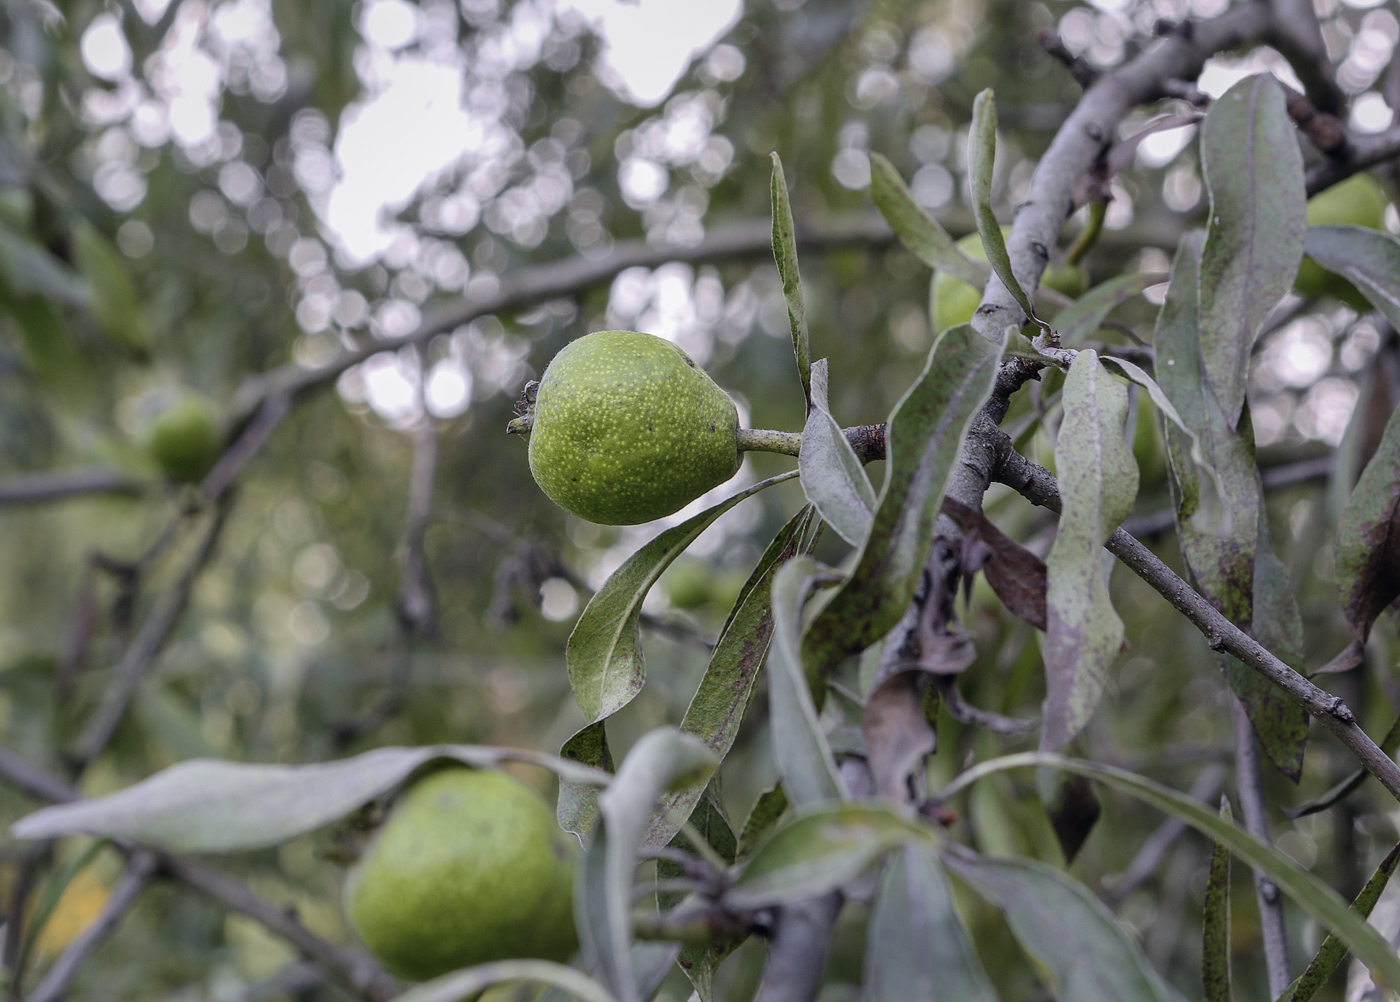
[[1042, 261, 1089, 300], [524, 330, 741, 525], [664, 558, 712, 610], [932, 232, 992, 333], [1295, 173, 1391, 310], [344, 767, 578, 982], [1133, 395, 1166, 489], [143, 393, 220, 483]]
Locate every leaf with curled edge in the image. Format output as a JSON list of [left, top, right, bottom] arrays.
[[865, 842, 998, 1002], [942, 496, 1046, 630], [799, 324, 1003, 693], [558, 720, 613, 838], [1155, 233, 1307, 778], [644, 506, 815, 848], [1303, 225, 1400, 331], [869, 153, 989, 288], [579, 728, 718, 1002], [1198, 74, 1306, 427], [1054, 273, 1165, 346], [566, 472, 796, 724], [969, 89, 1041, 328], [800, 359, 876, 546], [769, 557, 846, 808], [11, 745, 613, 853], [1041, 350, 1138, 751], [771, 152, 811, 409], [946, 849, 1189, 1002], [1336, 403, 1400, 642]]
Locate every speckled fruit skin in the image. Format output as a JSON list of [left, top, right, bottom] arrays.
[[344, 768, 577, 982], [528, 330, 741, 525], [144, 394, 220, 483], [1295, 173, 1391, 310]]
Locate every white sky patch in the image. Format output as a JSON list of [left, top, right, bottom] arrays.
[[81, 14, 133, 81], [558, 0, 741, 106], [1197, 48, 1304, 99]]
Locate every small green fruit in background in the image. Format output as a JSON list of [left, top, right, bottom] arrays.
[[143, 393, 221, 483], [1295, 173, 1391, 310], [344, 767, 577, 981], [521, 330, 741, 525], [932, 231, 993, 333], [663, 557, 713, 610], [1042, 260, 1089, 300]]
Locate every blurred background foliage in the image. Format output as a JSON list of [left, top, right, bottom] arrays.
[[0, 0, 1397, 999]]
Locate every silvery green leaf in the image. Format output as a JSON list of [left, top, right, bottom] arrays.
[[799, 359, 876, 546], [771, 152, 811, 408], [969, 89, 1040, 328], [869, 152, 988, 288], [1303, 225, 1400, 331]]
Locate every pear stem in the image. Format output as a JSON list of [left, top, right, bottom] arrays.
[[736, 424, 888, 465], [735, 428, 802, 456]]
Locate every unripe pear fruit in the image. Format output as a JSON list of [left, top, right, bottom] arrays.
[[143, 392, 221, 483], [1295, 173, 1391, 310], [1042, 260, 1090, 300], [518, 330, 741, 525], [344, 767, 578, 982], [932, 231, 995, 333]]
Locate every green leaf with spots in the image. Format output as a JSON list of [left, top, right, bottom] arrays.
[[644, 506, 815, 848], [771, 152, 811, 409], [1155, 233, 1307, 778], [1202, 799, 1232, 1002], [1335, 403, 1400, 642], [1198, 74, 1306, 427], [799, 324, 1003, 689], [799, 359, 875, 546], [869, 152, 989, 288], [566, 471, 797, 723], [969, 89, 1039, 329], [737, 785, 788, 860], [1042, 349, 1138, 750], [558, 721, 614, 838], [1280, 841, 1400, 1002]]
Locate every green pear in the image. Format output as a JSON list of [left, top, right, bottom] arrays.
[[344, 767, 578, 982], [521, 330, 741, 525], [1295, 173, 1391, 309], [143, 392, 221, 483]]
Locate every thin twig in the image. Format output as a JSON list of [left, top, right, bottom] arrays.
[[201, 392, 291, 502], [1266, 0, 1346, 116], [0, 469, 144, 506], [23, 850, 158, 1002], [752, 893, 843, 1002], [69, 495, 235, 772], [993, 445, 1400, 805], [165, 857, 401, 1002], [1232, 698, 1292, 995]]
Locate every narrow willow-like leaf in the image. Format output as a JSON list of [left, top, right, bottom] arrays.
[[1042, 349, 1138, 750], [1281, 842, 1400, 1002], [799, 359, 876, 546], [869, 152, 989, 288], [558, 721, 613, 837], [1155, 233, 1307, 777], [397, 960, 622, 1002], [1198, 74, 1306, 426], [1287, 718, 1400, 820], [968, 89, 1040, 328], [1203, 799, 1233, 1002], [800, 324, 1003, 688], [939, 753, 1400, 991], [643, 507, 813, 848], [737, 785, 788, 860], [1304, 225, 1400, 330], [770, 557, 845, 807], [1335, 403, 1400, 642], [771, 152, 811, 408], [865, 842, 998, 1002], [1099, 353, 1226, 528], [726, 801, 927, 909], [1054, 273, 1164, 345], [11, 745, 612, 852], [580, 729, 718, 1002], [566, 471, 797, 723], [18, 839, 107, 976], [947, 850, 1188, 1002]]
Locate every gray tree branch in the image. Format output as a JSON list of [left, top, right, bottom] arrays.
[[0, 469, 144, 507], [1232, 698, 1292, 995]]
